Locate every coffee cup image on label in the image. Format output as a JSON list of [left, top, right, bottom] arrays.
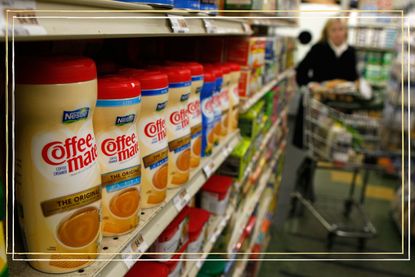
[[109, 187, 140, 218], [141, 147, 168, 206], [168, 135, 191, 186], [56, 206, 100, 248]]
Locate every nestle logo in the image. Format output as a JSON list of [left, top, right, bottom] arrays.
[[62, 107, 89, 124], [115, 114, 135, 126], [156, 101, 167, 111], [180, 93, 190, 102]]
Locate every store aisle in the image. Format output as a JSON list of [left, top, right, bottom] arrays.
[[258, 114, 414, 277]]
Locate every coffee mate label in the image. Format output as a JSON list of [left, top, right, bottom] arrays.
[[201, 81, 215, 157], [15, 80, 101, 273], [166, 82, 191, 188], [94, 96, 141, 236], [138, 87, 169, 208], [188, 76, 203, 169], [212, 82, 222, 146]]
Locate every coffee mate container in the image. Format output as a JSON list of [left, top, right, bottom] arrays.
[[200, 70, 216, 157], [160, 66, 192, 188], [215, 64, 232, 138], [166, 62, 203, 169], [15, 57, 101, 273], [227, 63, 241, 132], [204, 66, 223, 147], [94, 76, 141, 236], [122, 69, 169, 208], [182, 63, 203, 169]]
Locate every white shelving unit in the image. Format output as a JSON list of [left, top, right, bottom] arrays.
[[227, 146, 282, 256], [239, 69, 295, 114], [2, 0, 252, 41], [4, 2, 297, 276], [10, 131, 241, 277]]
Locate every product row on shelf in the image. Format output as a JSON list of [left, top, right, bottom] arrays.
[[124, 80, 290, 277], [349, 26, 399, 51], [8, 33, 295, 277], [0, 0, 300, 40], [357, 49, 394, 86], [378, 25, 413, 177]]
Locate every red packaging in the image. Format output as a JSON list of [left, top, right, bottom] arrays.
[[125, 261, 170, 277], [148, 206, 190, 259], [226, 37, 266, 68]]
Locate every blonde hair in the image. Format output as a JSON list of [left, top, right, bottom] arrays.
[[320, 18, 348, 43]]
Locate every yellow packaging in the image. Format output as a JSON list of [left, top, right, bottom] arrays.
[[228, 68, 241, 132], [94, 76, 142, 236], [163, 68, 192, 188], [219, 69, 231, 137], [16, 69, 101, 273], [134, 72, 169, 208], [188, 75, 203, 169]]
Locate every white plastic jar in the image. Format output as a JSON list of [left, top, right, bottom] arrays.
[[121, 69, 169, 208], [94, 75, 142, 236], [15, 56, 101, 273]]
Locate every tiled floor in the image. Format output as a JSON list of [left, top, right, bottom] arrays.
[[257, 116, 413, 277]]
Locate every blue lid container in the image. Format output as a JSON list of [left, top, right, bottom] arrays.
[[174, 0, 200, 10], [116, 0, 174, 7]]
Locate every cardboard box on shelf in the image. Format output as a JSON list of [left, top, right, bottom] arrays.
[[239, 100, 265, 139], [226, 37, 266, 68], [238, 66, 264, 99]]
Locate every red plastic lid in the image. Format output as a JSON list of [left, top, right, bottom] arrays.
[[188, 208, 210, 242], [202, 175, 233, 200], [167, 61, 204, 76], [158, 65, 192, 83], [227, 62, 241, 72], [204, 65, 223, 79], [215, 63, 232, 75], [98, 75, 141, 100], [125, 261, 169, 277], [203, 69, 216, 83], [120, 68, 168, 90], [17, 56, 96, 85], [158, 206, 190, 242], [163, 240, 190, 269]]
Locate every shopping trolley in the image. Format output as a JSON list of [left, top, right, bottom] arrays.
[[290, 87, 379, 250]]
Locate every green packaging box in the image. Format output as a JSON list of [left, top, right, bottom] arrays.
[[239, 100, 265, 139]]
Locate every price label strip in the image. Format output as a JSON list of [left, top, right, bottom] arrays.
[[241, 22, 251, 34], [202, 160, 215, 178], [173, 188, 190, 211], [167, 14, 189, 34], [0, 0, 47, 36], [196, 259, 204, 269], [121, 233, 148, 269], [203, 18, 217, 34]]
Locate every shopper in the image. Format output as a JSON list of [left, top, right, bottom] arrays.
[[293, 17, 359, 149], [296, 18, 358, 87], [291, 18, 359, 206]]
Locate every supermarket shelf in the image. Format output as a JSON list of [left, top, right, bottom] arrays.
[[239, 69, 295, 113], [4, 0, 251, 41], [228, 155, 278, 254], [348, 24, 401, 30], [231, 175, 281, 277], [10, 131, 241, 277], [249, 17, 298, 27], [234, 118, 283, 191], [354, 45, 396, 52], [183, 204, 235, 277]]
